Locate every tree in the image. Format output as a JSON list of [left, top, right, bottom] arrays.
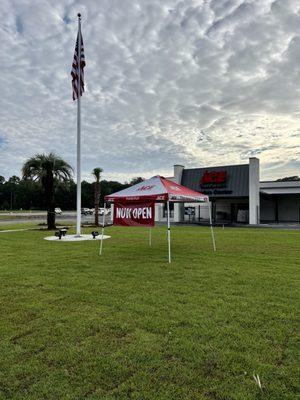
[[277, 176, 300, 182], [8, 175, 21, 184], [81, 180, 94, 208], [7, 175, 21, 209], [129, 177, 144, 186], [0, 176, 5, 185], [92, 167, 103, 226], [55, 179, 77, 210], [22, 153, 73, 229]]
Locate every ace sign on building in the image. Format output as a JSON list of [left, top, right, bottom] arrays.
[[114, 202, 155, 227]]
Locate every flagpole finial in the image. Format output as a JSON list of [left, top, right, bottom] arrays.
[[77, 13, 81, 18]]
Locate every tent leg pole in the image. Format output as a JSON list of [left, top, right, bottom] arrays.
[[209, 202, 216, 252], [149, 228, 152, 246], [99, 202, 106, 256], [167, 201, 171, 263]]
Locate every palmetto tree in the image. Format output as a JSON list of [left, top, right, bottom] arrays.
[[22, 153, 73, 230], [92, 167, 103, 226]]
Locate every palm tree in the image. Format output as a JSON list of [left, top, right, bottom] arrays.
[[22, 153, 73, 230], [92, 167, 103, 226]]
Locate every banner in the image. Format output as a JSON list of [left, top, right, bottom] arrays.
[[114, 202, 155, 227]]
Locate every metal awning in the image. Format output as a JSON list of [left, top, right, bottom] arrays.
[[260, 188, 300, 195]]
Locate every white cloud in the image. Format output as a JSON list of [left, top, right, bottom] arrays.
[[0, 0, 299, 183]]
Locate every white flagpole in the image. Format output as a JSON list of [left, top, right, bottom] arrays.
[[208, 201, 216, 252], [167, 201, 171, 263], [76, 13, 82, 236]]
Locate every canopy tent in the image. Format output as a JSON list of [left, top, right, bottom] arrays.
[[100, 176, 216, 262]]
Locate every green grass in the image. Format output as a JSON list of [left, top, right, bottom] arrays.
[[0, 222, 74, 232], [0, 225, 299, 399], [0, 215, 33, 221], [0, 222, 39, 231], [0, 213, 45, 221]]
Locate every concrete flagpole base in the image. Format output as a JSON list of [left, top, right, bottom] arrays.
[[44, 234, 110, 242]]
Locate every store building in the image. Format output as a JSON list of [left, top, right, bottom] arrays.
[[156, 158, 300, 225]]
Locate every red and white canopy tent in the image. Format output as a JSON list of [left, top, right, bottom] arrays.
[[100, 176, 216, 262]]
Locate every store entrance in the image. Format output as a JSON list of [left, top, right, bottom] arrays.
[[231, 203, 249, 223], [212, 199, 249, 224]]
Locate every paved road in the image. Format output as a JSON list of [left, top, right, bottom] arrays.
[[0, 211, 76, 217], [0, 212, 76, 225], [0, 212, 111, 225]]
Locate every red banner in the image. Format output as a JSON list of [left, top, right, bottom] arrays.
[[114, 202, 155, 227]]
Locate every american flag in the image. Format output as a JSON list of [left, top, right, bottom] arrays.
[[71, 30, 85, 101]]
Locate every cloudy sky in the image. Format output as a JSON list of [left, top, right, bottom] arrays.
[[1, 0, 300, 182]]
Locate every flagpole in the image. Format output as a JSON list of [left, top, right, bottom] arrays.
[[76, 13, 82, 236]]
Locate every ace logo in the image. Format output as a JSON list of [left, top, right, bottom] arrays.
[[201, 171, 227, 186], [137, 185, 155, 191]]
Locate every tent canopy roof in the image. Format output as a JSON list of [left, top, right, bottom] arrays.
[[105, 175, 209, 203]]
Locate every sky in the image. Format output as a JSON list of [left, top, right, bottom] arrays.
[[1, 0, 300, 183]]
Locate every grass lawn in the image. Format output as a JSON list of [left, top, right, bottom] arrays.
[[0, 224, 299, 399], [0, 213, 45, 221], [0, 222, 74, 232]]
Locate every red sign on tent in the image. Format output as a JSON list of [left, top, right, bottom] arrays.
[[114, 202, 155, 227]]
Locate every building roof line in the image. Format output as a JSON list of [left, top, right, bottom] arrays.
[[183, 163, 249, 171]]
